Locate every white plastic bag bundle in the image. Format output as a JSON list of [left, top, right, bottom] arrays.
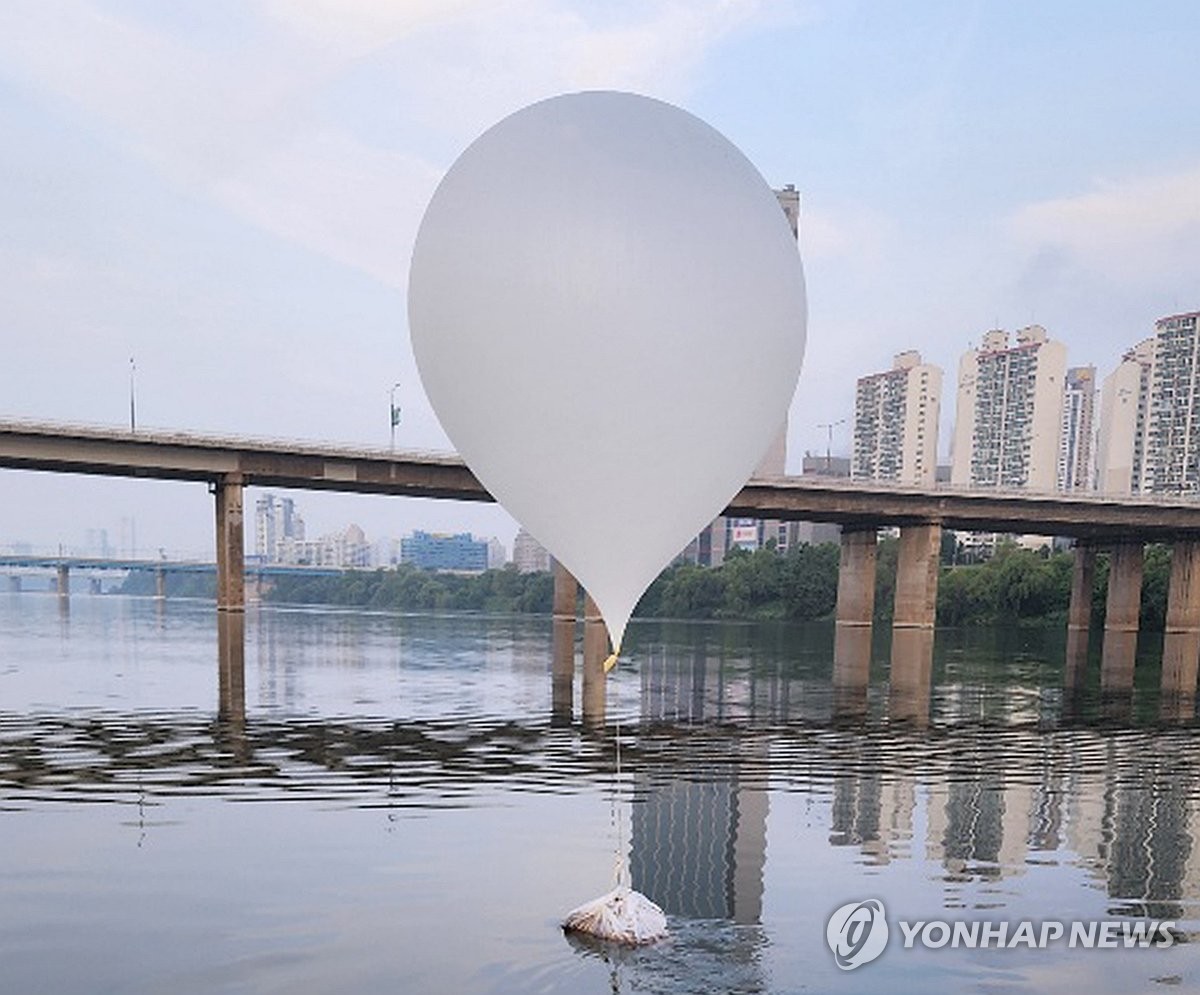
[[562, 885, 668, 946]]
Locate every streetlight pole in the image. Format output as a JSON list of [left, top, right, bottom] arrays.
[[129, 357, 137, 432], [389, 381, 402, 452], [816, 417, 846, 474]]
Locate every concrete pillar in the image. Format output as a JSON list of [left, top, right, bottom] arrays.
[[892, 523, 941, 630], [890, 523, 940, 700], [551, 618, 575, 725], [8, 576, 20, 593], [1065, 544, 1096, 688], [833, 527, 877, 693], [582, 592, 607, 729], [1101, 542, 1143, 692], [553, 561, 578, 621], [56, 564, 69, 599], [154, 567, 167, 600], [214, 475, 245, 612], [1162, 539, 1200, 698], [1161, 691, 1195, 724], [890, 628, 934, 726], [551, 563, 578, 723], [245, 571, 269, 605], [217, 611, 246, 747], [831, 626, 872, 721]]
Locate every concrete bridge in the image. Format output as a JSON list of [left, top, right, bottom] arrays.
[[4, 419, 1200, 702], [0, 551, 342, 598]]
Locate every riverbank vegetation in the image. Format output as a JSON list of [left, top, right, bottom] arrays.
[[255, 540, 1175, 630]]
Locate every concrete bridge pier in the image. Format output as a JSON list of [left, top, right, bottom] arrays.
[[1162, 539, 1200, 700], [1100, 541, 1143, 692], [8, 576, 20, 593], [833, 527, 877, 693], [213, 474, 246, 714], [217, 610, 246, 726], [154, 566, 167, 601], [551, 563, 578, 724], [214, 474, 245, 613], [890, 522, 940, 706], [889, 628, 934, 726], [56, 563, 69, 600], [551, 619, 575, 724], [246, 571, 270, 604], [553, 561, 577, 622], [1065, 543, 1097, 688], [832, 527, 878, 718], [582, 591, 608, 729]]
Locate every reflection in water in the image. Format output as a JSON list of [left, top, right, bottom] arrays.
[[581, 617, 608, 730], [889, 627, 934, 726], [1101, 629, 1139, 693], [6, 698, 1200, 926], [217, 611, 245, 724], [1065, 626, 1089, 689], [631, 649, 768, 926], [3, 599, 1200, 992]]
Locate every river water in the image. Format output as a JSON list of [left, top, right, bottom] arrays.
[[1, 592, 1197, 993]]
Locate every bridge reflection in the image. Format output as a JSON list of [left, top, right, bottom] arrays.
[[10, 622, 1200, 931]]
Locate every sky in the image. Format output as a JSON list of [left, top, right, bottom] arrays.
[[2, 0, 1199, 559]]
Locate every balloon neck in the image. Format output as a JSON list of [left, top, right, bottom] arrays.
[[603, 644, 620, 674]]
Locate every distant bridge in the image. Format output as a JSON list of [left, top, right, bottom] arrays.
[[0, 553, 343, 576], [0, 551, 343, 598]]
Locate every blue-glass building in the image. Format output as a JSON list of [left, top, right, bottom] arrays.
[[400, 531, 488, 572]]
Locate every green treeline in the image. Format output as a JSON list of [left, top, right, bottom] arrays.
[[265, 563, 554, 614], [647, 540, 1170, 628], [260, 540, 1175, 630], [117, 570, 216, 599]]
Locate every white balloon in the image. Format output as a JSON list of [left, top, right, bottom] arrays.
[[409, 91, 806, 652]]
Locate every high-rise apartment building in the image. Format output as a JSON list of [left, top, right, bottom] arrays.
[[254, 493, 305, 562], [512, 528, 551, 574], [1057, 366, 1097, 492], [487, 537, 507, 570], [852, 350, 942, 487], [950, 326, 1067, 491], [1096, 339, 1154, 495], [1097, 312, 1200, 497], [1144, 311, 1200, 495], [277, 523, 370, 568]]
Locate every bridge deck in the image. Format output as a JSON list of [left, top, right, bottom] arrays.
[[3, 419, 1198, 541]]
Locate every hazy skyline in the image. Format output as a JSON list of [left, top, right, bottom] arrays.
[[3, 1, 1199, 555]]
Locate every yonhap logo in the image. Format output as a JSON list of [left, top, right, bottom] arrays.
[[827, 899, 889, 970]]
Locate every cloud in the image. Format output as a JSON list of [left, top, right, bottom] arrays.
[[263, 0, 486, 58], [563, 0, 766, 93], [1007, 165, 1200, 287], [800, 202, 896, 267], [211, 130, 441, 287], [0, 0, 776, 287]]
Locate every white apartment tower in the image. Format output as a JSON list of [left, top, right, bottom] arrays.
[[852, 350, 942, 487], [1096, 338, 1154, 494], [1057, 366, 1097, 492], [1144, 311, 1200, 495], [512, 528, 551, 574], [254, 493, 305, 562], [950, 326, 1068, 491]]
